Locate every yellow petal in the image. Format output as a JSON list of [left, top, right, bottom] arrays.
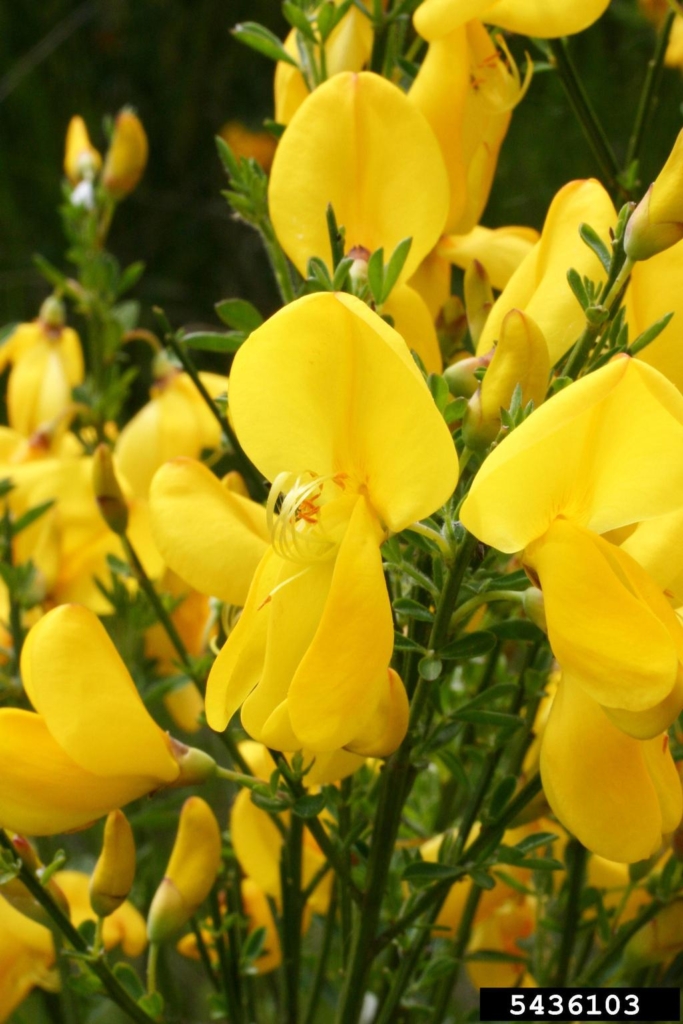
[[54, 870, 147, 956], [149, 457, 269, 605], [461, 357, 683, 552], [408, 249, 452, 320], [205, 548, 280, 732], [438, 225, 540, 291], [287, 496, 396, 752], [627, 240, 683, 391], [540, 676, 681, 862], [231, 787, 283, 899], [0, 892, 57, 1020], [0, 708, 165, 836], [241, 878, 282, 973], [345, 668, 409, 757], [619, 506, 683, 607], [382, 283, 443, 372], [229, 292, 458, 533], [21, 605, 179, 783], [476, 179, 616, 364], [269, 72, 449, 281], [414, 0, 611, 40], [64, 115, 101, 183]]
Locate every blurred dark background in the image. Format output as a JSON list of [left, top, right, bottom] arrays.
[[0, 0, 681, 330]]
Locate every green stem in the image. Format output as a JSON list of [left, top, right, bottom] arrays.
[[339, 776, 354, 966], [576, 899, 664, 985], [626, 10, 676, 171], [303, 890, 338, 1024], [160, 322, 267, 501], [554, 840, 587, 986], [146, 942, 160, 995], [561, 257, 634, 379], [211, 888, 244, 1024], [335, 532, 477, 1024], [2, 506, 24, 670], [0, 833, 158, 1024], [449, 589, 524, 630], [548, 38, 622, 196], [281, 815, 304, 1024], [92, 916, 105, 957], [190, 916, 220, 990], [259, 218, 296, 305], [429, 884, 484, 1024]]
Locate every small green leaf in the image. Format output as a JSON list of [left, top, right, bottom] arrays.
[[181, 331, 245, 353], [393, 597, 434, 622], [514, 832, 559, 855], [579, 223, 611, 274], [567, 268, 588, 309], [292, 792, 327, 819], [11, 500, 54, 537], [629, 311, 674, 356], [332, 256, 354, 290], [138, 991, 165, 1018], [241, 925, 268, 965], [232, 22, 299, 65], [393, 632, 426, 653], [367, 248, 384, 304], [418, 656, 442, 681], [381, 237, 412, 302], [488, 775, 517, 818], [33, 253, 66, 287], [215, 298, 263, 332], [439, 631, 496, 660], [453, 709, 523, 729], [317, 1, 337, 41], [282, 3, 317, 41], [489, 619, 545, 642], [403, 860, 463, 884], [470, 868, 496, 890], [428, 373, 450, 414], [117, 260, 145, 297], [113, 963, 145, 1000]]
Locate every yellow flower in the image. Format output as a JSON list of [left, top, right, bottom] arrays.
[[0, 299, 84, 436], [624, 898, 683, 966], [476, 179, 617, 365], [625, 241, 683, 392], [55, 870, 147, 956], [467, 898, 536, 988], [63, 115, 101, 184], [204, 292, 458, 755], [150, 458, 270, 607], [625, 130, 683, 260], [102, 109, 148, 198], [462, 308, 549, 449], [274, 2, 373, 125], [436, 225, 539, 292], [461, 357, 683, 860], [147, 796, 222, 943], [0, 893, 59, 1022], [229, 742, 359, 917], [115, 359, 229, 500], [177, 877, 282, 974], [413, 0, 611, 42], [219, 121, 277, 172], [90, 810, 136, 917], [410, 21, 531, 237], [0, 604, 181, 835], [268, 71, 450, 371]]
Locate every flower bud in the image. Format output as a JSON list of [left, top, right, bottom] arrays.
[[147, 797, 222, 943], [92, 444, 129, 535], [624, 899, 683, 966], [522, 587, 546, 632], [168, 737, 217, 786], [464, 259, 494, 348], [443, 353, 490, 399], [89, 811, 136, 918], [64, 115, 102, 184], [7, 836, 70, 920], [462, 309, 549, 450], [624, 129, 683, 261], [38, 296, 66, 331], [102, 110, 149, 198]]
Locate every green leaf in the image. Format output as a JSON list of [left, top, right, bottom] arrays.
[[0, 851, 20, 885], [470, 868, 496, 890], [316, 0, 337, 41], [403, 860, 463, 884], [393, 597, 434, 622], [418, 655, 442, 681], [629, 311, 674, 356], [181, 331, 245, 353], [488, 775, 517, 818], [282, 3, 317, 41], [466, 949, 527, 963], [292, 792, 327, 819], [579, 223, 611, 273], [332, 256, 354, 290], [138, 991, 164, 1018], [566, 267, 589, 309], [381, 237, 412, 302], [33, 253, 66, 287], [367, 248, 384, 304], [439, 631, 496, 660], [241, 925, 268, 965], [215, 298, 263, 332], [232, 22, 299, 65], [393, 632, 426, 653], [489, 619, 545, 642], [117, 260, 146, 297], [11, 500, 54, 537], [113, 963, 145, 1000], [428, 373, 450, 414], [453, 709, 523, 729]]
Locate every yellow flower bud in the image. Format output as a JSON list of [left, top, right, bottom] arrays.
[[92, 444, 129, 535], [147, 796, 222, 943], [444, 353, 491, 399], [64, 115, 101, 184], [89, 811, 136, 918], [464, 258, 494, 347], [102, 110, 148, 198], [625, 129, 683, 260], [462, 308, 549, 449]]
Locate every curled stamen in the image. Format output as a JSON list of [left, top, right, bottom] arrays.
[[266, 470, 349, 564]]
